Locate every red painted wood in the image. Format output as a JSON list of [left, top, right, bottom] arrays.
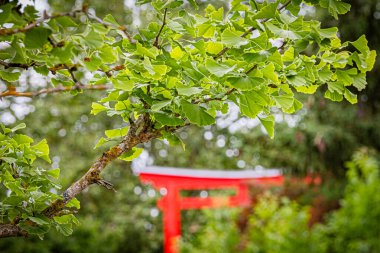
[[162, 184, 181, 253], [137, 166, 284, 253]]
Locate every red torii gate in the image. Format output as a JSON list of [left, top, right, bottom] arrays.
[[137, 166, 284, 253]]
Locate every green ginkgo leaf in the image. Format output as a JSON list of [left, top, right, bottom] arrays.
[[180, 100, 215, 126]]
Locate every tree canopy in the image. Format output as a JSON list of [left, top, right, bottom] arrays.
[[0, 0, 376, 239]]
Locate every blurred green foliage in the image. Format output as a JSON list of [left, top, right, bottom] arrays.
[[181, 149, 380, 253], [326, 149, 380, 252]]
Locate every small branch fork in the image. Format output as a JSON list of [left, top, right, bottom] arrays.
[[214, 0, 292, 59], [153, 8, 168, 48]]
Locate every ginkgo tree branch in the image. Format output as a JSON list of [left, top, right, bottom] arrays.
[[0, 84, 110, 98], [0, 9, 84, 36], [42, 114, 161, 218], [0, 61, 126, 98], [0, 60, 77, 72], [0, 224, 27, 238], [0, 60, 38, 69], [0, 59, 125, 84]]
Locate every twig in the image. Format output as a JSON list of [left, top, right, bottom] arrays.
[[97, 179, 116, 192], [0, 9, 83, 36], [214, 0, 292, 59], [48, 36, 65, 48], [278, 40, 287, 52], [214, 47, 230, 59], [1, 59, 121, 79], [104, 65, 125, 77], [245, 64, 257, 75], [0, 60, 76, 72], [117, 26, 135, 44], [49, 64, 76, 74], [0, 84, 109, 98], [65, 64, 80, 86], [153, 8, 168, 48], [278, 0, 292, 12], [0, 60, 36, 69], [86, 13, 135, 44]]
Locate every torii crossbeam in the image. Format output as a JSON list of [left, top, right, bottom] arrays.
[[137, 166, 284, 253]]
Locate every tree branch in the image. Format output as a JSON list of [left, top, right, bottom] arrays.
[[43, 114, 161, 218], [214, 0, 292, 59], [0, 60, 37, 69], [0, 224, 27, 238], [0, 60, 77, 73], [0, 9, 83, 36], [64, 64, 81, 87], [0, 84, 109, 98], [153, 8, 168, 48], [1, 60, 123, 83]]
